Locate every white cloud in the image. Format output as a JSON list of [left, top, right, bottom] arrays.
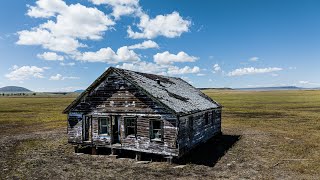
[[59, 62, 75, 66], [116, 61, 165, 74], [227, 67, 283, 76], [5, 65, 46, 81], [17, 0, 114, 53], [128, 40, 159, 49], [90, 0, 142, 19], [37, 52, 64, 61], [26, 0, 67, 18], [49, 74, 62, 80], [116, 61, 200, 76], [127, 12, 191, 39], [213, 64, 221, 73], [298, 81, 320, 86], [77, 46, 140, 63], [49, 74, 79, 80], [249, 57, 259, 62], [299, 81, 309, 84], [196, 73, 205, 76], [167, 66, 200, 75], [17, 28, 85, 53], [154, 51, 198, 65]]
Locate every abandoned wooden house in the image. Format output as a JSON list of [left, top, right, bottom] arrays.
[[63, 67, 222, 159]]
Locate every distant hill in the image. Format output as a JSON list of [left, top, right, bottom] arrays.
[[0, 86, 32, 92], [74, 89, 84, 93], [198, 87, 233, 90], [235, 86, 303, 91]]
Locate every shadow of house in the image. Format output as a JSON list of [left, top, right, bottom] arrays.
[[176, 134, 241, 167]]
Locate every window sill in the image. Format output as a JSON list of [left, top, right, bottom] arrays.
[[99, 134, 110, 137], [150, 138, 163, 143], [125, 135, 136, 138]]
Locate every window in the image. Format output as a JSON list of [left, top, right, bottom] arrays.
[[99, 117, 110, 135], [204, 112, 209, 125], [150, 120, 163, 141], [68, 116, 79, 128], [125, 117, 137, 137]]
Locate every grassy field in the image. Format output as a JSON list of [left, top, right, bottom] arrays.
[[0, 90, 319, 179]]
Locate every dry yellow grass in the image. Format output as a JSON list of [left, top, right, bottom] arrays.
[[0, 90, 319, 179]]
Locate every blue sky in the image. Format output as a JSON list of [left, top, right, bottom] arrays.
[[0, 0, 319, 91]]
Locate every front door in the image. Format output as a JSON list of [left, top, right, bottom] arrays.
[[112, 116, 120, 144], [82, 115, 92, 142]]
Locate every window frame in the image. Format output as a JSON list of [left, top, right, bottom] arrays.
[[68, 116, 79, 128], [124, 116, 137, 138], [98, 117, 110, 136], [149, 119, 164, 142]]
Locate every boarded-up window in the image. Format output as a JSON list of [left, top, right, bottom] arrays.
[[125, 117, 137, 137], [99, 117, 110, 135], [150, 119, 163, 141]]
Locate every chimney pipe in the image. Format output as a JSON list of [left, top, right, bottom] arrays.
[[156, 79, 160, 85]]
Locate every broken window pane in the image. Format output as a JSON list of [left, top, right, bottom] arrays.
[[150, 120, 163, 141]]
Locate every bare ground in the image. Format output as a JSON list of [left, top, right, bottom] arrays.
[[1, 127, 317, 180]]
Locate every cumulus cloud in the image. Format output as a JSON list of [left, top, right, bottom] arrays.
[[49, 74, 79, 80], [116, 61, 165, 74], [167, 66, 200, 75], [89, 0, 142, 19], [249, 57, 259, 62], [116, 61, 200, 75], [77, 46, 140, 63], [37, 52, 64, 61], [49, 74, 63, 80], [5, 65, 47, 81], [227, 67, 283, 76], [213, 64, 221, 73], [17, 0, 114, 53], [27, 0, 67, 18], [128, 40, 159, 49], [127, 12, 191, 39], [17, 28, 86, 53], [154, 51, 198, 65]]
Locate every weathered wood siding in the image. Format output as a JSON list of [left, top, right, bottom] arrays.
[[90, 113, 178, 156], [178, 108, 222, 156], [70, 72, 168, 114], [67, 72, 179, 156], [67, 112, 83, 143]]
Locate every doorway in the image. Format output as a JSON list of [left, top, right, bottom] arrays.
[[112, 116, 120, 144], [83, 115, 92, 142]]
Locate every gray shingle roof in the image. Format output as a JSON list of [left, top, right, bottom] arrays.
[[113, 68, 220, 114], [64, 67, 221, 115]]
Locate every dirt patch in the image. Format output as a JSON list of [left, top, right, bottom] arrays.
[[1, 127, 317, 179]]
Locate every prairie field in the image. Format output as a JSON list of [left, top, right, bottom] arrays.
[[0, 90, 319, 179]]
